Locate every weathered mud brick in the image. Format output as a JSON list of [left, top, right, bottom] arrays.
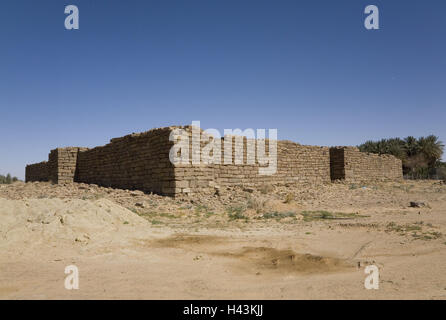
[[25, 126, 402, 196]]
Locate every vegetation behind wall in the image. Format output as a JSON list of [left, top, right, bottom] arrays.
[[358, 135, 445, 179]]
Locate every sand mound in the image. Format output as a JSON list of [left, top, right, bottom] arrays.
[[0, 198, 151, 250]]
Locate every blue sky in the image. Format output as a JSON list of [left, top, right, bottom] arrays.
[[1, 0, 445, 179]]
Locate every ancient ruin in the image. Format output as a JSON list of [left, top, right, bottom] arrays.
[[25, 126, 403, 196]]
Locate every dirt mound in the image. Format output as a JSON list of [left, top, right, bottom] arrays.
[[0, 198, 151, 250]]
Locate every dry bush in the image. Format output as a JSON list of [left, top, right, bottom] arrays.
[[284, 193, 294, 203], [247, 196, 266, 213], [259, 184, 274, 194]]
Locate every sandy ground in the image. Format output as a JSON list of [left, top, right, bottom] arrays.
[[0, 180, 445, 299]]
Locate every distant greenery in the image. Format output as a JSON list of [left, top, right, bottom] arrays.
[[358, 135, 445, 179], [0, 173, 19, 184]]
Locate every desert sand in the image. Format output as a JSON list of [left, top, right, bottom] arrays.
[[0, 180, 445, 299]]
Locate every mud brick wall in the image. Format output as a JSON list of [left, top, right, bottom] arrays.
[[25, 126, 403, 196], [47, 147, 88, 183], [330, 147, 345, 180], [75, 127, 175, 195], [330, 147, 403, 181], [171, 127, 216, 194], [26, 148, 88, 183], [56, 147, 88, 183], [171, 127, 331, 195], [213, 140, 330, 186], [25, 161, 49, 182]]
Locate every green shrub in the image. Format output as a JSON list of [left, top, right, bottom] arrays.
[[226, 205, 247, 220], [0, 173, 19, 184]]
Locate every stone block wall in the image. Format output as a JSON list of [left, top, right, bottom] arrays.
[[25, 161, 49, 182], [330, 147, 403, 181], [170, 127, 331, 195], [25, 126, 403, 196], [210, 140, 330, 187], [26, 148, 88, 183], [329, 147, 345, 180], [75, 127, 175, 195], [52, 147, 89, 184]]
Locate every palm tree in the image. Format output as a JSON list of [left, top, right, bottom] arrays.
[[359, 138, 405, 159], [417, 135, 444, 167], [358, 140, 378, 153], [404, 136, 418, 156], [385, 138, 406, 159], [376, 139, 388, 154]]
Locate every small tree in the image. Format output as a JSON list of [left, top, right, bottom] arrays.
[[5, 173, 11, 184]]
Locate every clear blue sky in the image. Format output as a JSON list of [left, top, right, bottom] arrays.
[[1, 0, 445, 179]]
